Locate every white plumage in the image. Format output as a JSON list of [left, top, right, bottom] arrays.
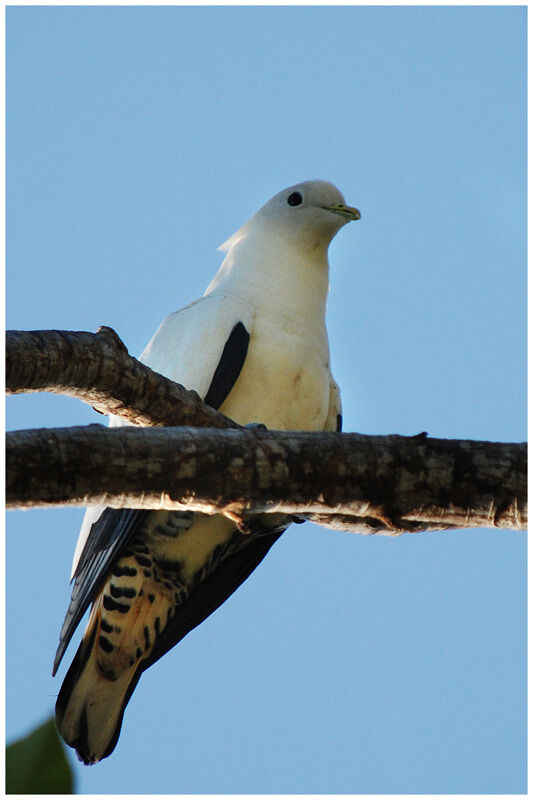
[[55, 179, 359, 763]]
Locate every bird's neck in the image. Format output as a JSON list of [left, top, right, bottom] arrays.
[[205, 228, 331, 322]]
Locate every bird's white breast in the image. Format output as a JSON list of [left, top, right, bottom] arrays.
[[220, 307, 331, 432]]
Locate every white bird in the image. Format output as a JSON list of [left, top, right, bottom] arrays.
[[54, 179, 360, 764]]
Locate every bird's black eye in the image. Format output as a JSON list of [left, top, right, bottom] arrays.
[[287, 191, 303, 206]]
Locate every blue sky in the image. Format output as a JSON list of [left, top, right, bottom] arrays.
[[6, 5, 526, 793]]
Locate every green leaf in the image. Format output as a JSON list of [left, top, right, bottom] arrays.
[[6, 717, 74, 794]]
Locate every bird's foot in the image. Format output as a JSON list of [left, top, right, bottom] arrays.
[[223, 509, 254, 535], [244, 422, 268, 431]]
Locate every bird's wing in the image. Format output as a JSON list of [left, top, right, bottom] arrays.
[[54, 292, 253, 674], [139, 292, 250, 396], [69, 292, 249, 581], [69, 414, 129, 580]]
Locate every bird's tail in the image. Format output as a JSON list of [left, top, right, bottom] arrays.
[[55, 606, 141, 765]]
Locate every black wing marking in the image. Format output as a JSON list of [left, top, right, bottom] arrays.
[[336, 413, 342, 432], [204, 322, 250, 409], [54, 320, 251, 674], [73, 508, 150, 580]]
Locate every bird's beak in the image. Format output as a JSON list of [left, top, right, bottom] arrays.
[[323, 203, 361, 221]]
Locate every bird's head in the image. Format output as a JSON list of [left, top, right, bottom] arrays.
[[219, 180, 360, 254]]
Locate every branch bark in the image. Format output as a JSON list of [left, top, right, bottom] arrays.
[[6, 328, 237, 429], [7, 327, 527, 535], [6, 424, 526, 534]]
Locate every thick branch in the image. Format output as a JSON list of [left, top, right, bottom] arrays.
[[6, 328, 237, 429], [6, 425, 526, 534]]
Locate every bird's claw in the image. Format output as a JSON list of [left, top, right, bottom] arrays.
[[224, 509, 254, 534]]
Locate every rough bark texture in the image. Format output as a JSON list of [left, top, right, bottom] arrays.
[[6, 328, 238, 429], [7, 327, 527, 535], [6, 424, 526, 534]]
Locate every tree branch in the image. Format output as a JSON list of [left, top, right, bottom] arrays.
[[6, 328, 238, 429], [7, 327, 527, 535], [6, 424, 526, 534]]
